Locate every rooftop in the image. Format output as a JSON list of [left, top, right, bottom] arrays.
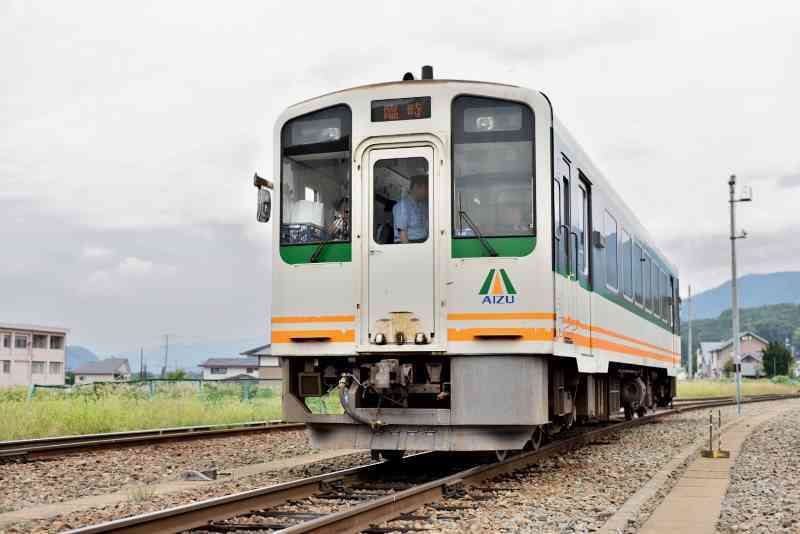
[[73, 358, 129, 375], [0, 323, 69, 334], [199, 357, 259, 368]]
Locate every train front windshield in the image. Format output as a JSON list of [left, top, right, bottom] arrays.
[[452, 96, 535, 238], [280, 106, 352, 246]]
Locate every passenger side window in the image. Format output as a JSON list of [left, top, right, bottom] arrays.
[[633, 242, 643, 306], [622, 229, 632, 299], [643, 254, 651, 311], [651, 262, 659, 315], [604, 211, 618, 290]]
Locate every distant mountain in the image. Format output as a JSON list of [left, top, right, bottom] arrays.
[[683, 272, 800, 320], [65, 345, 98, 370], [115, 336, 266, 375]]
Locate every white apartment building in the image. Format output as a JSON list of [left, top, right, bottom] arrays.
[[0, 323, 68, 387]]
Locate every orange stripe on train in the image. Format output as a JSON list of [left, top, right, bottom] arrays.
[[272, 315, 355, 324], [447, 312, 556, 321]]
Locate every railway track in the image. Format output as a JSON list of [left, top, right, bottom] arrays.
[[0, 421, 305, 462], [65, 393, 799, 534]]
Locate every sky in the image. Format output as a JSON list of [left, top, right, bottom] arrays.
[[1, 1, 798, 354]]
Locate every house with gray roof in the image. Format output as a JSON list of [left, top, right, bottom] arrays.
[[698, 332, 769, 378], [198, 357, 260, 380], [697, 342, 724, 378], [240, 344, 280, 380], [73, 358, 131, 384]]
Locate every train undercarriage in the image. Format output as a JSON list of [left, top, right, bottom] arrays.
[[282, 354, 676, 457]]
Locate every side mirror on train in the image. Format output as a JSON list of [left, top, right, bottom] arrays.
[[254, 173, 273, 223]]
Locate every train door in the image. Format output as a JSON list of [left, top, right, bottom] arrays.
[[365, 147, 435, 344], [554, 155, 575, 347], [573, 174, 592, 355]]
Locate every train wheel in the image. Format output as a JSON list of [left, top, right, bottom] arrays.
[[623, 405, 634, 421], [525, 426, 544, 451], [495, 449, 521, 462], [636, 406, 648, 418], [546, 421, 563, 436], [564, 406, 576, 429]]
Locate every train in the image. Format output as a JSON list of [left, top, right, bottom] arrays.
[[253, 66, 680, 459]]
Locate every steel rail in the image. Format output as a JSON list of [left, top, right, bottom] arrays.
[[66, 393, 799, 534], [65, 453, 434, 534], [0, 421, 305, 461]]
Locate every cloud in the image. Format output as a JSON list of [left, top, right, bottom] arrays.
[[79, 270, 120, 297], [82, 246, 113, 259], [118, 257, 178, 278], [778, 173, 800, 189]]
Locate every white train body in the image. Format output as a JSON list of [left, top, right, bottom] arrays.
[[260, 72, 680, 453]]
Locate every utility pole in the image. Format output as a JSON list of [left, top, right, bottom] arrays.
[[139, 348, 144, 380], [161, 334, 170, 378], [729, 174, 752, 416], [688, 284, 693, 379]]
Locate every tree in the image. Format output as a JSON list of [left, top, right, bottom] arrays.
[[723, 358, 736, 378], [165, 369, 188, 381], [65, 371, 75, 385], [761, 341, 793, 377]]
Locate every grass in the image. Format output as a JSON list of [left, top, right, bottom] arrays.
[[127, 484, 157, 503], [677, 378, 800, 398], [0, 382, 282, 441]]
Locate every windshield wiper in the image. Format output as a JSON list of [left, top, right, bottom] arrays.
[[309, 240, 327, 263], [457, 194, 498, 257]]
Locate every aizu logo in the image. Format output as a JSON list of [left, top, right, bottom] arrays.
[[479, 269, 517, 304]]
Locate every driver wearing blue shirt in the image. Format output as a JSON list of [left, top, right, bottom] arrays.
[[393, 174, 428, 243]]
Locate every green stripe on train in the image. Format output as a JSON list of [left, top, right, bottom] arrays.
[[452, 236, 536, 258], [280, 243, 352, 264]]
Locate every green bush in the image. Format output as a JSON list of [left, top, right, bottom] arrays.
[[770, 375, 796, 385]]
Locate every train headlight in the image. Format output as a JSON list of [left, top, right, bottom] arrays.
[[374, 333, 387, 345], [414, 332, 428, 345], [475, 116, 495, 131], [322, 127, 340, 140]]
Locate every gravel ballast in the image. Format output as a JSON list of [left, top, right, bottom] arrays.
[[378, 400, 800, 534], [0, 429, 312, 511], [717, 407, 800, 533]]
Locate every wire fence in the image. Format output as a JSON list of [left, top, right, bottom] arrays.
[[22, 378, 282, 402]]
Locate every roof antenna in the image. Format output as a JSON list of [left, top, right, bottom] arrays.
[[421, 65, 434, 79], [403, 72, 415, 81]]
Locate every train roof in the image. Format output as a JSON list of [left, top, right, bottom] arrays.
[[290, 79, 520, 108]]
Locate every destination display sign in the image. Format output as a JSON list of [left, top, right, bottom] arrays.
[[371, 97, 431, 122]]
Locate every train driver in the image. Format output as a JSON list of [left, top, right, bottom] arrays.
[[393, 174, 429, 243]]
